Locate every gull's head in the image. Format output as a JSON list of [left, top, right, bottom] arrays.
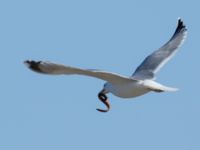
[[103, 82, 112, 93]]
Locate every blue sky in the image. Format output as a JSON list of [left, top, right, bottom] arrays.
[[0, 0, 199, 150]]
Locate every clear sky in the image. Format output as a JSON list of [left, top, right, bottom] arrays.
[[0, 0, 199, 150]]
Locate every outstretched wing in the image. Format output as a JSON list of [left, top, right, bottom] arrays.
[[132, 18, 187, 80], [24, 60, 135, 84]]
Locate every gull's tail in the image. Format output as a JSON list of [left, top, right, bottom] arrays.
[[143, 80, 179, 92], [161, 86, 179, 92]]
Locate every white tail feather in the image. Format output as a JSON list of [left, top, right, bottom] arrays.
[[143, 80, 178, 92], [161, 86, 179, 92]]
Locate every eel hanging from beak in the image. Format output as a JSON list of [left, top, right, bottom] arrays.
[[96, 92, 110, 112]]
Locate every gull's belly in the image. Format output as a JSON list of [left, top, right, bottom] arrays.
[[109, 82, 150, 98]]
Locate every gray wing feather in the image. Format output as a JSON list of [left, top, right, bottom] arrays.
[[132, 19, 187, 80], [24, 60, 136, 84]]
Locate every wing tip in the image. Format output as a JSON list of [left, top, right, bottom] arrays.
[[177, 18, 187, 31], [170, 18, 187, 40], [24, 60, 45, 73]]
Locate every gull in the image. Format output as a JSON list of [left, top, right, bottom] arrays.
[[24, 18, 187, 112]]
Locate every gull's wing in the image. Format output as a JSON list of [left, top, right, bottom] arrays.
[[24, 60, 135, 84], [132, 18, 187, 80]]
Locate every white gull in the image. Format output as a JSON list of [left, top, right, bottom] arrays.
[[24, 18, 187, 112]]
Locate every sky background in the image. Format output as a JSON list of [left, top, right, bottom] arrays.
[[0, 0, 199, 150]]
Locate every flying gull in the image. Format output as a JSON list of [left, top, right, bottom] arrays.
[[24, 18, 187, 112]]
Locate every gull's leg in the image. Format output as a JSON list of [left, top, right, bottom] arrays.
[[96, 92, 110, 112]]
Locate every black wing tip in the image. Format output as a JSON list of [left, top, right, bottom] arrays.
[[177, 18, 187, 31], [24, 60, 44, 73], [171, 18, 187, 38]]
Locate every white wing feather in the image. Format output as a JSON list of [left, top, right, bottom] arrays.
[[24, 60, 136, 84]]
